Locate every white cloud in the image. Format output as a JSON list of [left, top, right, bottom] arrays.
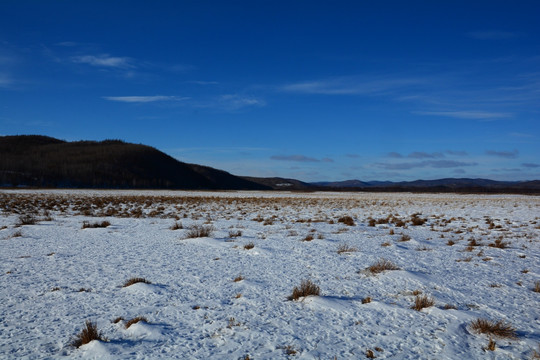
[[72, 54, 134, 68], [102, 96, 189, 103], [217, 94, 266, 110], [413, 110, 512, 120], [485, 149, 519, 159], [280, 76, 425, 96], [0, 73, 13, 88]]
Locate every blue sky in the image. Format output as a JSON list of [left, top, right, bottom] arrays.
[[1, 1, 539, 182]]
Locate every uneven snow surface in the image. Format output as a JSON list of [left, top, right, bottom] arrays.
[[1, 190, 539, 359]]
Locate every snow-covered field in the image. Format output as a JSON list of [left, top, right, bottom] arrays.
[[1, 189, 539, 359]]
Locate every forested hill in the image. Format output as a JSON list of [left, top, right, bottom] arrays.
[[0, 135, 270, 190]]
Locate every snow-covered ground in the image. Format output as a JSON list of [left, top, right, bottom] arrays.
[[0, 190, 538, 359]]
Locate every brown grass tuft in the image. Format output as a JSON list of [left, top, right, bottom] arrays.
[[485, 337, 496, 351], [338, 216, 355, 226], [488, 238, 510, 249], [399, 234, 411, 242], [367, 258, 400, 274], [411, 295, 435, 311], [70, 320, 105, 348], [303, 234, 314, 242], [17, 214, 37, 226], [185, 224, 215, 238], [533, 281, 540, 293], [170, 221, 183, 230], [112, 317, 124, 324], [123, 277, 151, 287], [125, 316, 148, 329], [233, 275, 245, 282], [362, 296, 372, 304], [337, 243, 358, 254], [82, 220, 110, 229], [228, 229, 242, 238], [288, 279, 320, 301], [243, 242, 255, 250], [470, 318, 517, 339]]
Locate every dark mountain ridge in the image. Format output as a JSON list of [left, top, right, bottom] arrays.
[[0, 135, 269, 190]]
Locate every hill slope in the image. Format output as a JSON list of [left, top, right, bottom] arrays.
[[0, 135, 269, 190]]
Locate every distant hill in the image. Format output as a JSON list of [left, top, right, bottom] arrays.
[[0, 135, 270, 190], [241, 177, 314, 191], [310, 178, 540, 194], [312, 179, 371, 188]]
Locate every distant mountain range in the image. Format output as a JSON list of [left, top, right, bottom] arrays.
[[1, 135, 538, 193]]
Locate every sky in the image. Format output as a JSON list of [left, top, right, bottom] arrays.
[[1, 0, 539, 182]]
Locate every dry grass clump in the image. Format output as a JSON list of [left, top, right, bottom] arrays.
[[228, 229, 242, 238], [17, 214, 37, 226], [533, 281, 540, 293], [243, 242, 255, 250], [470, 318, 517, 339], [288, 279, 320, 301], [338, 216, 355, 226], [362, 296, 372, 304], [303, 234, 314, 242], [82, 220, 111, 229], [122, 277, 151, 287], [70, 320, 106, 348], [366, 258, 400, 274], [410, 214, 427, 226], [411, 295, 435, 311], [185, 224, 214, 238], [485, 337, 496, 351], [112, 317, 124, 324], [399, 234, 411, 242], [170, 221, 183, 230], [233, 275, 245, 282], [125, 316, 148, 329], [488, 238, 510, 249], [337, 243, 358, 254]]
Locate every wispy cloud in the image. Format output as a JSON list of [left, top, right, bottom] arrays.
[[71, 54, 134, 68], [215, 94, 265, 111], [387, 151, 445, 159], [188, 80, 219, 85], [103, 95, 189, 103], [408, 151, 444, 159], [413, 110, 512, 120], [55, 41, 78, 47], [468, 31, 519, 40], [485, 149, 519, 158], [446, 150, 468, 156], [280, 76, 425, 96], [271, 154, 333, 163], [0, 73, 13, 88], [375, 160, 477, 170], [522, 163, 540, 168]]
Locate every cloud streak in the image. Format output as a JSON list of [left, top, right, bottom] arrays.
[[72, 54, 134, 68], [271, 155, 333, 163], [413, 110, 512, 120], [103, 95, 189, 103], [280, 76, 425, 96], [485, 149, 519, 158]]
